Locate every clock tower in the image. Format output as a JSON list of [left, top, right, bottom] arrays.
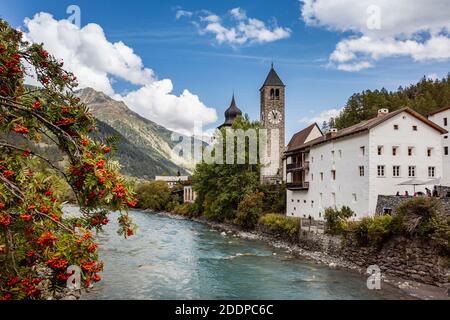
[[260, 64, 285, 184]]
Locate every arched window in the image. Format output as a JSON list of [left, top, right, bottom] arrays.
[[275, 89, 280, 100], [270, 89, 275, 100]]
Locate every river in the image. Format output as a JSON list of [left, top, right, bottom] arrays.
[[79, 210, 410, 300]]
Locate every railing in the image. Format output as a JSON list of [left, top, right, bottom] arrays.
[[286, 161, 310, 171], [286, 181, 310, 190]]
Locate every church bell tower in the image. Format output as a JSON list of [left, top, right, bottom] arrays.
[[260, 64, 285, 184]]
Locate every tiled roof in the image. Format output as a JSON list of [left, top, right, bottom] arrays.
[[428, 105, 450, 117], [286, 123, 319, 152], [261, 66, 285, 89], [287, 107, 448, 153]]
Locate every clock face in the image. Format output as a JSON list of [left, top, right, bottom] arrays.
[[268, 109, 281, 125]]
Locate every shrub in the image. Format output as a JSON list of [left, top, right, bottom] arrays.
[[349, 215, 393, 246], [135, 181, 172, 211], [324, 206, 355, 235], [173, 203, 200, 218], [258, 214, 300, 240], [393, 198, 441, 237], [235, 192, 264, 229], [393, 198, 450, 256]]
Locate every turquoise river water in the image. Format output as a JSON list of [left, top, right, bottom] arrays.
[[81, 210, 410, 300]]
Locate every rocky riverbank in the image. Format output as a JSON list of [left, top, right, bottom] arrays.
[[152, 210, 450, 300]]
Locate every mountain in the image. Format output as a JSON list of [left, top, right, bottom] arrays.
[[76, 88, 197, 178], [93, 120, 185, 179]]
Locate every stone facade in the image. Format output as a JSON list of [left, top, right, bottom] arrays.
[[260, 73, 285, 184]]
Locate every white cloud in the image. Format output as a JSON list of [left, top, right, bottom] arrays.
[[24, 13, 154, 95], [114, 80, 217, 136], [300, 0, 450, 71], [230, 8, 247, 21], [175, 10, 193, 20], [22, 12, 217, 135], [299, 108, 343, 125], [182, 7, 291, 46]]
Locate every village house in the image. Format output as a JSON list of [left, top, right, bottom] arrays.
[[155, 175, 189, 188], [428, 105, 450, 186], [285, 108, 447, 220]]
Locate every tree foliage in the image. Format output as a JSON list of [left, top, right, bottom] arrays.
[[135, 181, 172, 212], [329, 75, 450, 129], [192, 116, 262, 222], [0, 19, 137, 300], [235, 192, 264, 229]]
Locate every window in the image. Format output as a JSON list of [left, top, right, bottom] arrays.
[[392, 146, 398, 156], [352, 193, 357, 203], [428, 167, 436, 178], [378, 146, 383, 155], [445, 147, 449, 156], [412, 125, 418, 131], [444, 118, 448, 126], [394, 124, 399, 130], [270, 88, 275, 100], [427, 148, 432, 157], [359, 166, 365, 177], [360, 146, 365, 156], [339, 150, 342, 158], [393, 166, 400, 177], [331, 170, 336, 180], [377, 165, 385, 177], [311, 174, 314, 181], [445, 136, 449, 139], [331, 150, 335, 160], [311, 156, 314, 163], [408, 166, 416, 177], [275, 89, 280, 100], [321, 154, 324, 161], [320, 172, 324, 181], [408, 147, 414, 156]]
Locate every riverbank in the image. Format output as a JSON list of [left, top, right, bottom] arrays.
[[149, 210, 449, 300]]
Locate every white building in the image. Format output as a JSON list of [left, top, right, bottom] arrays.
[[155, 176, 189, 188], [285, 108, 447, 220], [428, 106, 450, 186], [183, 186, 197, 203]]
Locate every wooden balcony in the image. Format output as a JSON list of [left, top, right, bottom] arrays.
[[286, 161, 309, 172], [287, 181, 310, 190]]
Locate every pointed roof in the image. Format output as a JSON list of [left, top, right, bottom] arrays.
[[261, 64, 285, 89], [286, 123, 322, 152], [219, 94, 243, 129]]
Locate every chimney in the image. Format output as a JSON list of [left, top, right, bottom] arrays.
[[326, 128, 338, 138], [378, 108, 389, 117]]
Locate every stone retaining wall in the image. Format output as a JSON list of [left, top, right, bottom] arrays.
[[376, 195, 450, 215], [297, 232, 450, 287]]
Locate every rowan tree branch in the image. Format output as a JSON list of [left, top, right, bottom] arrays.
[[0, 97, 82, 158]]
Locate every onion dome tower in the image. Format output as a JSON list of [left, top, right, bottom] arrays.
[[218, 94, 243, 129]]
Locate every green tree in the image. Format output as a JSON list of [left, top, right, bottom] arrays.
[[135, 181, 172, 211], [235, 192, 264, 229], [332, 74, 450, 129], [192, 116, 262, 222]]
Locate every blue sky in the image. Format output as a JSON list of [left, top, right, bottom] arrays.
[[2, 0, 450, 139]]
